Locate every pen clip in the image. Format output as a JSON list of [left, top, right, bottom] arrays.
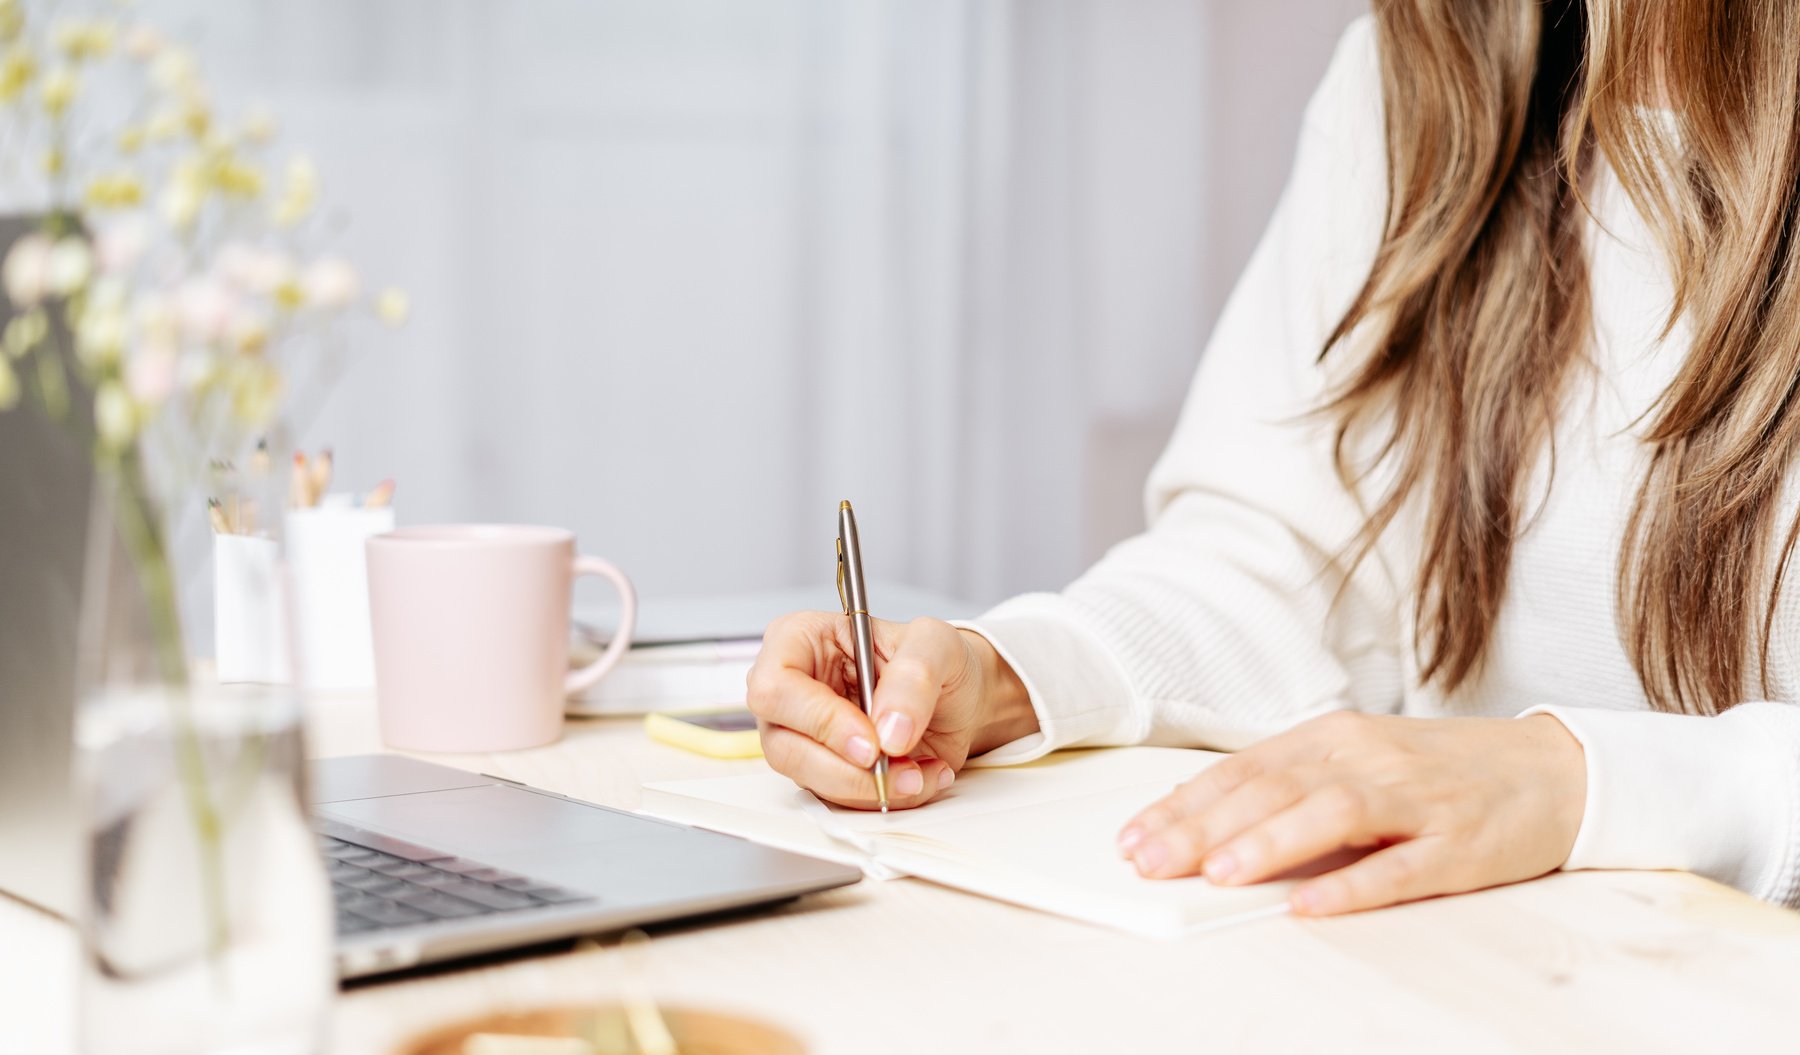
[[835, 536, 851, 616]]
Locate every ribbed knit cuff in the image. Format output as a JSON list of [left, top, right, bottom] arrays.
[[950, 593, 1143, 767], [1521, 704, 1799, 903]]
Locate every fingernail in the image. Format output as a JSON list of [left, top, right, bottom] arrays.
[[877, 712, 913, 754], [1292, 887, 1322, 914], [1203, 851, 1238, 883], [894, 765, 924, 796], [846, 736, 877, 768], [938, 765, 956, 788], [1133, 840, 1168, 874], [1117, 826, 1145, 855]]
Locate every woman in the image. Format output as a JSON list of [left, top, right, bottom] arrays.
[[746, 0, 1800, 916]]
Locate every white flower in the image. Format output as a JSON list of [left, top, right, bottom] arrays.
[[160, 170, 202, 231], [273, 154, 317, 228], [2, 231, 51, 307], [226, 299, 271, 354], [244, 249, 293, 295], [94, 219, 148, 273], [94, 380, 136, 448], [145, 104, 182, 143], [133, 290, 177, 344], [45, 237, 94, 297], [174, 276, 234, 343], [125, 338, 178, 404], [214, 241, 257, 286], [75, 278, 128, 366], [149, 48, 196, 93], [242, 107, 275, 144], [302, 256, 359, 310], [176, 348, 214, 392]]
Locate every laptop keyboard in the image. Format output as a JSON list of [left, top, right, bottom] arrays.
[[321, 833, 596, 936]]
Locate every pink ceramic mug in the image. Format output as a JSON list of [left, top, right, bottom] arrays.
[[365, 525, 636, 752]]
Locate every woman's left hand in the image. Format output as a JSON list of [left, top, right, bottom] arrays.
[[1116, 711, 1587, 915]]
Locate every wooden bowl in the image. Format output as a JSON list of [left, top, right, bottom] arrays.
[[394, 1004, 807, 1055]]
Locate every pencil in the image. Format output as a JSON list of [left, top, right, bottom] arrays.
[[364, 478, 395, 509], [290, 452, 312, 509], [310, 448, 333, 504], [250, 438, 270, 479], [207, 497, 229, 534]]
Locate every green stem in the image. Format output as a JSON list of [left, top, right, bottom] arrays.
[[104, 451, 233, 974]]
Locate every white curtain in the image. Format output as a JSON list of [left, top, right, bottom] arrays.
[[91, 0, 1358, 609]]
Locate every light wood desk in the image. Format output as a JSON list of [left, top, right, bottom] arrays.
[[10, 692, 1800, 1053]]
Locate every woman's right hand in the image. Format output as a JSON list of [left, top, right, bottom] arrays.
[[746, 612, 1039, 810]]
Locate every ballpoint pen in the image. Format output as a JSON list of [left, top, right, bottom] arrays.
[[837, 499, 890, 812]]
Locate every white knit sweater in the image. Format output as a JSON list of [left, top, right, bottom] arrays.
[[962, 16, 1800, 907]]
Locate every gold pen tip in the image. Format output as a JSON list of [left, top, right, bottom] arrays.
[[840, 499, 851, 511]]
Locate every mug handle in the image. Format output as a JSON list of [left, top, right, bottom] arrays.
[[565, 555, 637, 696]]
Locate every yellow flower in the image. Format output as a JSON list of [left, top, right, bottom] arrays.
[[94, 380, 137, 449], [272, 154, 317, 228], [374, 287, 410, 327], [146, 105, 181, 142], [272, 278, 304, 311], [0, 355, 17, 409], [40, 67, 77, 118], [117, 124, 144, 153], [84, 172, 145, 209], [53, 18, 115, 62], [214, 157, 263, 199], [0, 1, 23, 46], [231, 314, 269, 356], [182, 96, 210, 139], [0, 47, 34, 103]]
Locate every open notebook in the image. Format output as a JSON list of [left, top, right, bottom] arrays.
[[638, 747, 1296, 938]]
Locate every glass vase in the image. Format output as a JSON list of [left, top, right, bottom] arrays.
[[77, 685, 333, 1055], [74, 463, 333, 1055]]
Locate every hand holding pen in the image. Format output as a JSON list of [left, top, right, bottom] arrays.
[[836, 500, 890, 810], [743, 502, 1042, 811]]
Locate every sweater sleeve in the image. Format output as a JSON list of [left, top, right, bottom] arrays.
[[1521, 703, 1800, 905], [961, 17, 1405, 766]]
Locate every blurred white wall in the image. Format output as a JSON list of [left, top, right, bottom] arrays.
[[138, 0, 1365, 611]]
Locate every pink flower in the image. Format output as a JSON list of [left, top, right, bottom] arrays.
[[125, 339, 178, 404], [174, 276, 234, 343], [94, 220, 149, 274], [302, 256, 359, 310]]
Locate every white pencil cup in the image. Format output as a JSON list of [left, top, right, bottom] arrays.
[[285, 499, 395, 691], [213, 533, 293, 685]]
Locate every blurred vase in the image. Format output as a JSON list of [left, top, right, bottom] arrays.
[[74, 465, 333, 1055]]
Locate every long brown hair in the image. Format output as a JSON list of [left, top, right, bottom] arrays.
[[1325, 0, 1800, 715]]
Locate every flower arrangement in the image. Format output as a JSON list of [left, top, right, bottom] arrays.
[[0, 0, 405, 681], [0, 0, 405, 984]]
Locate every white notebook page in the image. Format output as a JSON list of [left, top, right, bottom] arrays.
[[639, 747, 1297, 937]]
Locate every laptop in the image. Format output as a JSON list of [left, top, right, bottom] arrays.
[[0, 342, 859, 978], [312, 754, 858, 978]]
